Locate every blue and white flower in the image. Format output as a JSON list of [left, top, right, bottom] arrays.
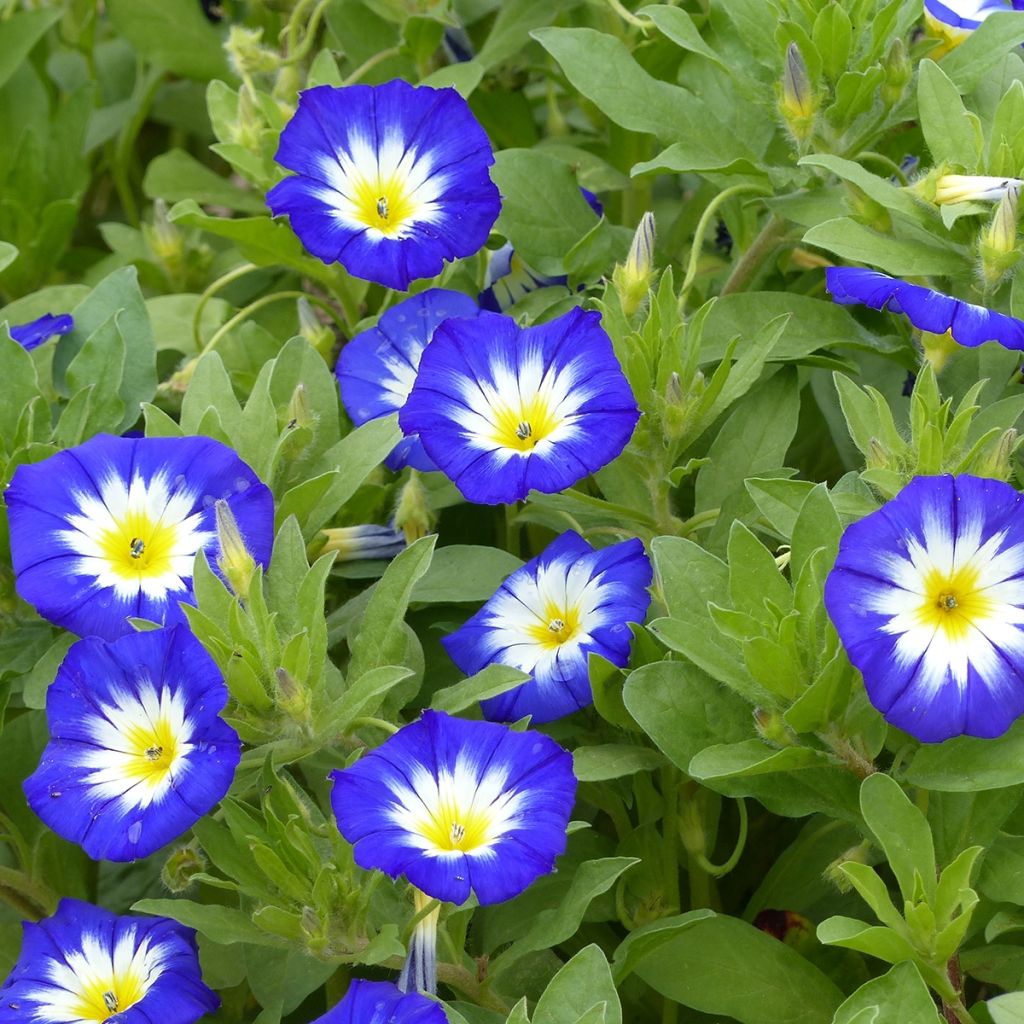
[[444, 532, 652, 723], [331, 710, 576, 905], [5, 312, 74, 351], [925, 0, 1024, 32], [312, 979, 444, 1024], [0, 898, 218, 1024], [24, 626, 241, 862], [934, 174, 1023, 205], [336, 288, 480, 471], [398, 307, 639, 504], [825, 475, 1024, 743], [825, 266, 1024, 351], [267, 81, 501, 291], [480, 189, 603, 313], [6, 433, 274, 640]]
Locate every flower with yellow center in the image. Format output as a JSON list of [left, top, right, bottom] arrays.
[[826, 474, 1024, 742], [5, 899, 218, 1024]]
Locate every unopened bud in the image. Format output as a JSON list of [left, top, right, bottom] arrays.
[[866, 437, 889, 470], [881, 38, 911, 106], [275, 666, 309, 719], [663, 372, 689, 441], [846, 185, 891, 233], [823, 843, 870, 893], [779, 43, 816, 144], [977, 428, 1020, 481], [612, 212, 657, 316], [297, 298, 336, 360], [318, 523, 407, 561], [143, 199, 184, 280], [226, 25, 281, 78], [677, 786, 706, 858], [920, 330, 960, 375], [754, 707, 797, 747], [393, 471, 434, 544], [231, 86, 265, 150], [287, 383, 315, 431], [161, 845, 206, 894], [934, 174, 1022, 206], [215, 499, 256, 600], [980, 182, 1021, 286]]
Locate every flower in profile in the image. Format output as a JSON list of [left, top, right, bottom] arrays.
[[5, 312, 73, 351], [934, 174, 1023, 205], [443, 532, 652, 723], [319, 523, 407, 562], [0, 898, 218, 1024], [312, 980, 444, 1024], [479, 188, 603, 313], [331, 710, 576, 905], [24, 626, 241, 861], [5, 433, 274, 641], [398, 307, 640, 504], [336, 288, 480, 471], [825, 266, 1024, 351], [267, 81, 501, 291], [824, 474, 1024, 742]]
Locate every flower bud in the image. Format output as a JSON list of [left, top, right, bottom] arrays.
[[231, 86, 265, 150], [754, 707, 797, 747], [979, 182, 1021, 286], [823, 843, 870, 894], [275, 666, 310, 720], [920, 330, 959, 375], [161, 845, 206, 894], [318, 523, 407, 562], [215, 499, 256, 600], [297, 298, 336, 360], [143, 200, 184, 283], [778, 43, 816, 145], [612, 212, 657, 316], [226, 25, 281, 78], [976, 428, 1020, 481], [393, 471, 435, 544], [934, 174, 1022, 205], [286, 383, 315, 432], [881, 38, 911, 106]]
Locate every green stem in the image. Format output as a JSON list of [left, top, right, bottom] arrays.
[[346, 716, 399, 736], [679, 184, 771, 310], [694, 798, 747, 877], [112, 65, 164, 227], [200, 290, 345, 356], [282, 0, 331, 65], [605, 0, 652, 30], [720, 214, 791, 296], [192, 262, 259, 349], [678, 506, 720, 536], [343, 46, 401, 86], [503, 503, 522, 558], [661, 767, 681, 914]]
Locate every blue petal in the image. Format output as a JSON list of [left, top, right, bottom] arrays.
[[313, 979, 446, 1024], [925, 0, 1023, 28], [336, 288, 479, 471], [7, 313, 74, 352], [399, 308, 640, 505], [269, 82, 501, 291], [24, 627, 241, 862]]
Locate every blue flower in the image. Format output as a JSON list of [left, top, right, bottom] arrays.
[[5, 433, 274, 641], [336, 288, 480, 471], [24, 626, 241, 862], [443, 532, 652, 723], [331, 710, 576, 905], [312, 980, 444, 1024], [480, 189, 603, 313], [6, 312, 73, 351], [824, 475, 1024, 743], [398, 307, 639, 504], [267, 81, 501, 291], [0, 898, 218, 1024], [925, 0, 1024, 30], [320, 523, 408, 562], [825, 266, 1024, 350]]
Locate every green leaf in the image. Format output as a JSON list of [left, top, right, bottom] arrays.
[[476, 0, 581, 70], [689, 741, 827, 781], [860, 774, 936, 904], [491, 149, 601, 277], [0, 243, 17, 274], [143, 149, 267, 213], [638, 5, 728, 70], [533, 945, 621, 1024], [65, 315, 128, 435], [628, 914, 843, 1024], [612, 911, 716, 982], [798, 155, 924, 221], [326, 665, 415, 732], [727, 521, 793, 621], [346, 535, 436, 683], [410, 546, 523, 603], [430, 664, 530, 715], [572, 744, 665, 782], [939, 12, 1024, 93], [131, 899, 282, 947], [991, 992, 1024, 1024], [745, 478, 817, 540], [0, 332, 40, 450], [106, 0, 233, 81], [812, 2, 852, 82], [905, 717, 1024, 791], [917, 59, 980, 168], [789, 484, 841, 583], [817, 916, 919, 964], [802, 219, 966, 277], [832, 963, 942, 1024], [0, 8, 61, 92]]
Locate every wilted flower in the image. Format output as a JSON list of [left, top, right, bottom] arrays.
[[24, 626, 241, 861], [331, 710, 576, 905], [443, 532, 652, 723], [311, 979, 446, 1023], [399, 307, 640, 504], [825, 475, 1024, 742], [825, 266, 1024, 350], [267, 82, 501, 290], [335, 288, 480, 471], [4, 312, 73, 351], [0, 898, 218, 1024], [5, 434, 274, 640]]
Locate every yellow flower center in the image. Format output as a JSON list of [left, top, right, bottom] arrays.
[[351, 172, 421, 236], [525, 603, 581, 649], [488, 393, 564, 452], [119, 713, 180, 787], [414, 793, 497, 853], [915, 562, 996, 642], [96, 509, 180, 582], [71, 968, 147, 1023]]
